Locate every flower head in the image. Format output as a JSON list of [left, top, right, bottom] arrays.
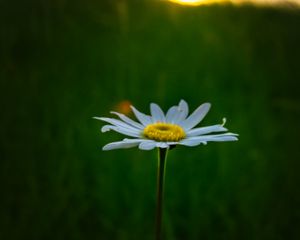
[[94, 100, 238, 150]]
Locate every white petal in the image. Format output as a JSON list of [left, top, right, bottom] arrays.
[[102, 125, 141, 137], [150, 103, 165, 122], [103, 139, 142, 150], [181, 103, 211, 130], [156, 142, 169, 148], [178, 138, 207, 147], [180, 133, 238, 147], [173, 111, 184, 124], [110, 111, 144, 129], [138, 141, 157, 150], [192, 132, 239, 140], [211, 135, 238, 141], [130, 106, 152, 126], [187, 125, 228, 137], [177, 99, 189, 122], [178, 100, 189, 113], [94, 117, 140, 133], [165, 100, 189, 125], [101, 125, 114, 132], [170, 101, 186, 124], [166, 142, 179, 145], [166, 106, 178, 123], [180, 133, 239, 146], [123, 138, 145, 142]]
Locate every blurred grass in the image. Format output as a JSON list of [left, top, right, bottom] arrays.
[[1, 0, 300, 239]]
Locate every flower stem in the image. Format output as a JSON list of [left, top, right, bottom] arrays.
[[155, 148, 168, 240]]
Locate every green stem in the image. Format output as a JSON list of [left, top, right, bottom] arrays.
[[155, 148, 168, 240]]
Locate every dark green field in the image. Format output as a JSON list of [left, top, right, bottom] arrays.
[[1, 0, 300, 239]]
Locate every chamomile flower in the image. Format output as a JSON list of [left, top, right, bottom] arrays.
[[94, 100, 238, 150]]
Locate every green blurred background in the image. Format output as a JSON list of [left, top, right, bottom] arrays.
[[1, 0, 300, 239]]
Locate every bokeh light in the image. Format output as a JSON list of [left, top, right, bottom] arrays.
[[115, 100, 132, 115]]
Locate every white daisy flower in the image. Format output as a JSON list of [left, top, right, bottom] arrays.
[[94, 100, 238, 151]]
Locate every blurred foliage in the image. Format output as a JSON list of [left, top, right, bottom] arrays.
[[1, 0, 300, 239]]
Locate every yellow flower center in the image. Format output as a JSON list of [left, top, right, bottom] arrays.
[[143, 122, 186, 142]]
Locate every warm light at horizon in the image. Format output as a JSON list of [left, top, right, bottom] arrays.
[[169, 0, 225, 6], [168, 0, 300, 7]]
